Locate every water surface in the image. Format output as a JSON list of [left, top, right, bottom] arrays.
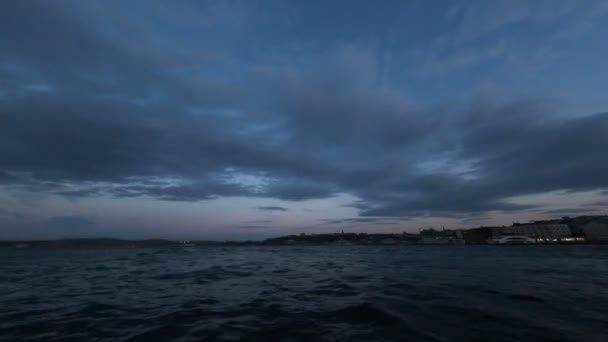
[[1, 246, 607, 341]]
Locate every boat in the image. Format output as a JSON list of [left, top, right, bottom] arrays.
[[487, 235, 536, 245]]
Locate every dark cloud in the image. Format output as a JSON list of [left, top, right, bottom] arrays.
[[263, 60, 428, 150], [1, 1, 607, 226], [120, 181, 255, 202], [256, 206, 288, 212], [543, 208, 597, 215], [588, 201, 608, 207], [0, 208, 24, 220], [352, 108, 608, 217], [45, 215, 96, 229], [261, 180, 338, 201]]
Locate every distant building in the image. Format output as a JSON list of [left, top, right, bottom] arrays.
[[463, 226, 504, 244], [489, 226, 509, 236], [420, 227, 456, 238], [563, 215, 608, 239], [579, 221, 608, 243], [377, 238, 399, 245], [420, 228, 440, 236], [508, 222, 571, 239], [417, 236, 455, 245]]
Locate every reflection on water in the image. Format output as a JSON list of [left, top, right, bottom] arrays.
[[1, 246, 607, 341]]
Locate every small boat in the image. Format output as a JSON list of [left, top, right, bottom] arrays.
[[487, 235, 536, 245]]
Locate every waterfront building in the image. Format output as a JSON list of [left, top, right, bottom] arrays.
[[462, 227, 498, 244], [507, 222, 572, 240], [579, 221, 608, 243]]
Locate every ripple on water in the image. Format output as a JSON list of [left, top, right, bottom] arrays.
[[1, 246, 607, 342], [505, 293, 545, 302], [151, 265, 252, 283]]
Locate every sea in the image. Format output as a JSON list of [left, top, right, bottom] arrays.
[[1, 245, 607, 342]]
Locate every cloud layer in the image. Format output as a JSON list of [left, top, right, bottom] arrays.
[[1, 1, 607, 238]]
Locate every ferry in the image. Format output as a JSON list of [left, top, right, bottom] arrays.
[[487, 235, 536, 245]]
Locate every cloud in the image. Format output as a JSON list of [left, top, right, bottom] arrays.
[[1, 0, 607, 230], [256, 206, 288, 212], [588, 201, 608, 207], [414, 41, 507, 76], [451, 0, 579, 43], [261, 179, 338, 201], [243, 220, 273, 224], [412, 1, 604, 81], [45, 215, 96, 229], [341, 97, 608, 217], [237, 225, 267, 229], [0, 207, 24, 220], [459, 216, 490, 225], [543, 208, 597, 215]]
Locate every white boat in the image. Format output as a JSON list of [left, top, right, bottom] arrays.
[[487, 235, 536, 245]]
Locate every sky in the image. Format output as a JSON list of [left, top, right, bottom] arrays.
[[1, 0, 608, 240]]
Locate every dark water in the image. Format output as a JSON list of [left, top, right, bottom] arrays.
[[1, 246, 607, 342]]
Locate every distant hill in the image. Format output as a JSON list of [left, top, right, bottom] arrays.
[[0, 238, 174, 249]]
